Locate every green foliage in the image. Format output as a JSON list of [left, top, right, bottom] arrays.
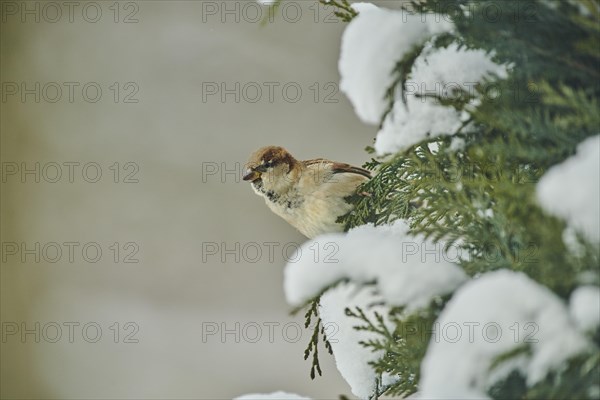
[[292, 279, 348, 382], [319, 0, 357, 22], [345, 299, 447, 398], [295, 0, 600, 398], [262, 0, 356, 24], [342, 0, 600, 299], [490, 351, 600, 399], [301, 298, 333, 380]]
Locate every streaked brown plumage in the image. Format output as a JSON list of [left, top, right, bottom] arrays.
[[243, 146, 370, 238]]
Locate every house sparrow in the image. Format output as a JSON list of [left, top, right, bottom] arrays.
[[243, 146, 370, 238]]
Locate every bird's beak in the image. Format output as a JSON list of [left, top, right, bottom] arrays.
[[243, 168, 261, 182]]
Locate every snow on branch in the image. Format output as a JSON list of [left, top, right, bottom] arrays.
[[283, 220, 467, 310], [338, 3, 453, 125], [376, 42, 509, 155], [319, 283, 396, 399], [569, 285, 600, 334], [283, 220, 466, 399], [338, 3, 510, 155], [537, 135, 600, 243], [419, 270, 589, 399]]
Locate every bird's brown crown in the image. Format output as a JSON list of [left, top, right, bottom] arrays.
[[250, 146, 295, 169]]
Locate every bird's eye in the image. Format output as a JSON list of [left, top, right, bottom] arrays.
[[265, 160, 274, 167]]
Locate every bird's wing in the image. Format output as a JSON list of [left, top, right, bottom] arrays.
[[329, 162, 371, 179], [303, 158, 326, 167], [303, 159, 371, 179]]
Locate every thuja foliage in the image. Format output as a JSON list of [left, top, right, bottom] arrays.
[[342, 0, 599, 398], [344, 299, 448, 397], [341, 1, 600, 298], [287, 0, 599, 398], [301, 295, 334, 380]]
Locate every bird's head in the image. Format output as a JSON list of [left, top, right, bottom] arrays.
[[243, 146, 298, 192]]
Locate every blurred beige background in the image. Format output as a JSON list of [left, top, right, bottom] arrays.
[[0, 1, 379, 398]]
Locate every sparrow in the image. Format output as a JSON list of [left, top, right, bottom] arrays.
[[243, 146, 371, 238]]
